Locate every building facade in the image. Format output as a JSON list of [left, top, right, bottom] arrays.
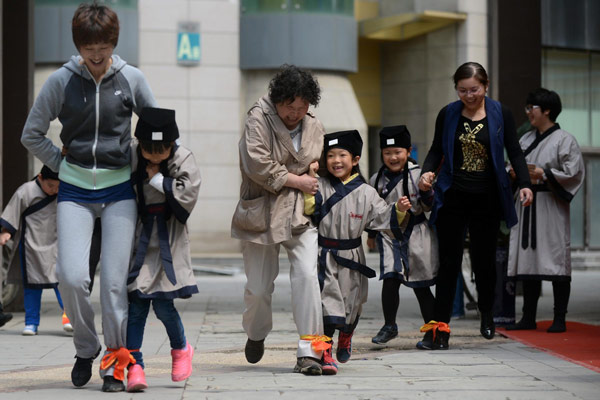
[[2, 0, 599, 260]]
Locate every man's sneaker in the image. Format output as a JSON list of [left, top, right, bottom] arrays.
[[22, 324, 38, 336], [336, 331, 353, 363], [0, 312, 13, 327], [321, 343, 338, 375], [244, 338, 265, 364], [371, 324, 398, 344], [62, 312, 73, 333], [71, 347, 101, 387], [171, 342, 194, 381], [126, 364, 148, 392], [102, 376, 125, 392], [293, 357, 322, 375], [416, 330, 434, 350]]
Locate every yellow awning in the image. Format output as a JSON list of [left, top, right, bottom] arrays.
[[359, 10, 467, 41]]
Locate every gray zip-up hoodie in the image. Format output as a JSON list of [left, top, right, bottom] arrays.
[[21, 55, 156, 179]]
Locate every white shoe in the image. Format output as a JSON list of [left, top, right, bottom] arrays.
[[22, 324, 38, 336]]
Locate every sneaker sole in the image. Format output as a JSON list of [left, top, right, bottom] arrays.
[[22, 331, 37, 336], [127, 382, 148, 392], [322, 366, 338, 375], [293, 364, 322, 375]]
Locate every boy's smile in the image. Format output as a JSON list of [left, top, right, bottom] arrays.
[[327, 148, 359, 182]]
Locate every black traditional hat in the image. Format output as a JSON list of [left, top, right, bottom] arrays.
[[40, 165, 59, 180], [323, 130, 363, 157], [134, 107, 179, 142], [379, 125, 411, 149]]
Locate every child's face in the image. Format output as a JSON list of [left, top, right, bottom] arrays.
[[382, 147, 411, 173], [326, 148, 360, 181], [140, 146, 172, 165], [38, 176, 59, 196]]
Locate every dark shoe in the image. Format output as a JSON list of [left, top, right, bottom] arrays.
[[505, 317, 537, 331], [416, 330, 434, 350], [102, 376, 125, 392], [244, 338, 265, 364], [71, 347, 101, 387], [547, 314, 566, 333], [336, 331, 353, 363], [293, 357, 322, 375], [480, 311, 495, 340], [0, 312, 13, 328], [372, 324, 398, 344], [434, 331, 449, 350]]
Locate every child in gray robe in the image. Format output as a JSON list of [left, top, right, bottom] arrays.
[[367, 126, 438, 347], [125, 108, 201, 392], [304, 130, 411, 375], [0, 166, 72, 335]]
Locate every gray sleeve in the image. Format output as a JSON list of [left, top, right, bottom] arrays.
[[120, 65, 157, 115], [20, 70, 66, 172]]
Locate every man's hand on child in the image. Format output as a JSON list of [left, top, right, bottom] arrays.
[[146, 163, 159, 179], [396, 196, 411, 212]]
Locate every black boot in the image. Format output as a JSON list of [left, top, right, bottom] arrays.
[[416, 330, 434, 350], [480, 311, 495, 340], [0, 302, 13, 328], [505, 315, 537, 330], [434, 330, 449, 350], [547, 313, 566, 333]]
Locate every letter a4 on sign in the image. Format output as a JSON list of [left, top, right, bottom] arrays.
[[177, 26, 201, 65]]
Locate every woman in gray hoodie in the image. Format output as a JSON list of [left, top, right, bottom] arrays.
[[21, 3, 156, 392]]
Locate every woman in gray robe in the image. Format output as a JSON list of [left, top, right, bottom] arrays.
[[507, 88, 585, 333]]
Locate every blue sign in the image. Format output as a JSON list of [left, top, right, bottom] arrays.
[[177, 22, 200, 65]]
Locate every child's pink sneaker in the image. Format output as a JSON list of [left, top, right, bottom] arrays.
[[126, 364, 148, 392], [171, 342, 194, 382]]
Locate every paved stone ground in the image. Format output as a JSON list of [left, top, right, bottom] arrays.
[[0, 256, 598, 399]]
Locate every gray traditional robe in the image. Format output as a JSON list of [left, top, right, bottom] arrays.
[[308, 174, 407, 329], [508, 125, 585, 280], [128, 141, 201, 298], [369, 161, 438, 286], [0, 180, 58, 288]]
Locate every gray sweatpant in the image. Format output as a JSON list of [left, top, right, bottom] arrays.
[[242, 226, 324, 359], [57, 200, 136, 359]]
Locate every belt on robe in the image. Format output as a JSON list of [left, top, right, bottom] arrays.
[[521, 184, 550, 250], [128, 203, 177, 285], [318, 236, 376, 278]]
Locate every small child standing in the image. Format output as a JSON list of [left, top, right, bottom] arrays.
[[304, 130, 411, 375], [125, 108, 201, 392], [366, 126, 438, 347], [0, 166, 72, 335]]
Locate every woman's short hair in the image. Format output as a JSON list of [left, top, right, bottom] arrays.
[[269, 64, 321, 106], [526, 88, 562, 122], [72, 3, 119, 49], [453, 62, 489, 88]]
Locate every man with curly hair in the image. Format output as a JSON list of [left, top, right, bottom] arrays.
[[232, 64, 328, 375]]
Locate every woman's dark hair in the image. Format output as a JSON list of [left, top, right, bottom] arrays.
[[453, 62, 489, 88], [138, 140, 173, 155], [72, 2, 119, 49], [526, 88, 562, 122], [269, 64, 321, 106]]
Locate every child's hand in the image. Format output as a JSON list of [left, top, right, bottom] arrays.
[[308, 161, 319, 177], [146, 163, 159, 179], [0, 232, 11, 246], [367, 237, 376, 250], [508, 167, 516, 181], [396, 196, 411, 212], [61, 146, 68, 157], [418, 172, 435, 191]]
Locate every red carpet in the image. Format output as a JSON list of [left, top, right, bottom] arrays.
[[498, 321, 600, 373]]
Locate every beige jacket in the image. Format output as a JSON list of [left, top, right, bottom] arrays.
[[231, 95, 325, 244]]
